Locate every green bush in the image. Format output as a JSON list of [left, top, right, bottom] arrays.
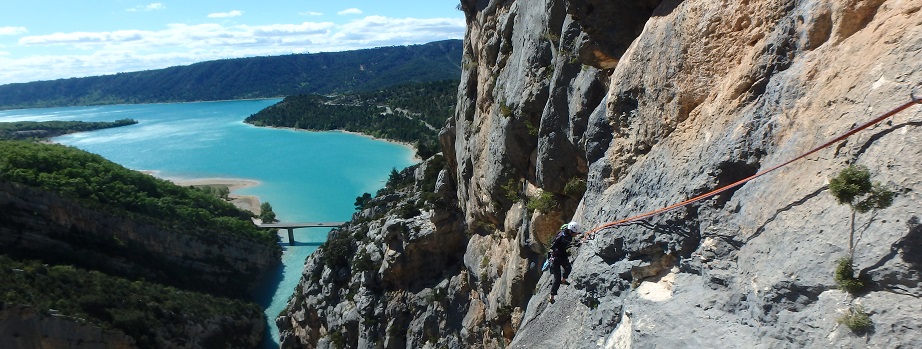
[[352, 250, 376, 273], [834, 257, 865, 294], [838, 304, 872, 333], [419, 154, 446, 194], [501, 178, 520, 202], [526, 191, 557, 213], [328, 330, 346, 349], [321, 232, 353, 270], [499, 101, 513, 118], [563, 177, 586, 197], [524, 119, 538, 136], [396, 203, 421, 219]]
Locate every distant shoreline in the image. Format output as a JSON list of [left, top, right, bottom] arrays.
[[256, 125, 422, 162], [0, 97, 285, 112]]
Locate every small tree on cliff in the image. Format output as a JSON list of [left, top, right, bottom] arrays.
[[828, 164, 894, 293]]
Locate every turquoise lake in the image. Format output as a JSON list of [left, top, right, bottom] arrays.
[[0, 99, 417, 348]]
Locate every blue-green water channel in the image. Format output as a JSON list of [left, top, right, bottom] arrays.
[[0, 100, 417, 348]]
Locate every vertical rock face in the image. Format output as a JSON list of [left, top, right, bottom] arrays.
[[281, 0, 922, 347], [0, 305, 137, 349], [0, 181, 280, 297], [509, 0, 922, 347]]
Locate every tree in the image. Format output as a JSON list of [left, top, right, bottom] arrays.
[[829, 165, 895, 258], [354, 193, 372, 210], [386, 168, 401, 187], [828, 164, 894, 294], [259, 202, 277, 223]]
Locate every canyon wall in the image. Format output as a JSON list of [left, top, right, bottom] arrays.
[[0, 180, 279, 297], [281, 0, 922, 347], [0, 180, 277, 347]]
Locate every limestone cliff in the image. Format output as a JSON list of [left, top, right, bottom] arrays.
[[0, 180, 280, 297], [280, 0, 922, 348]]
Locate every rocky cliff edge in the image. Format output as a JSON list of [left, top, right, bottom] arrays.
[[280, 0, 922, 348]]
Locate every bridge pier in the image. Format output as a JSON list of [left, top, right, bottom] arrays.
[[286, 228, 295, 245]]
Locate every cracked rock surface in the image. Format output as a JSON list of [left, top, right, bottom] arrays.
[[280, 1, 922, 348]]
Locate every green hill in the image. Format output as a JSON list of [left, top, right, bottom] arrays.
[[245, 79, 458, 158], [0, 39, 462, 110], [0, 119, 137, 140], [0, 140, 281, 347]]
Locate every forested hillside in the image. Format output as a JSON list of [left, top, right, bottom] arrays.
[[0, 140, 280, 347], [0, 141, 272, 246], [0, 40, 462, 110], [0, 119, 137, 140], [245, 79, 458, 158]]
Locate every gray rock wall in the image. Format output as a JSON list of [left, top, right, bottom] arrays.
[[512, 0, 922, 348], [280, 0, 922, 348]]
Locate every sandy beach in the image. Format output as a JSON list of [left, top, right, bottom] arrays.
[[169, 177, 263, 214]]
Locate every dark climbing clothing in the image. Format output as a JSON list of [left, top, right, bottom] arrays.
[[550, 255, 572, 296], [549, 230, 576, 296], [550, 230, 574, 258]]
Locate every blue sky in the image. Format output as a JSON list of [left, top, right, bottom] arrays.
[[0, 1, 466, 85]]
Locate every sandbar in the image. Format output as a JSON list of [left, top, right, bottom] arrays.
[[168, 177, 263, 215]]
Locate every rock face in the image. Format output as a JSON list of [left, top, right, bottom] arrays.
[[0, 180, 279, 297], [0, 304, 137, 349], [0, 180, 275, 347], [280, 0, 922, 348]]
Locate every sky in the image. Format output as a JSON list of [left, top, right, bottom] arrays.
[[0, 1, 466, 85]]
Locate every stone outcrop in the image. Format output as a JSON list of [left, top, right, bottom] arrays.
[[0, 180, 280, 297], [0, 304, 137, 349], [0, 302, 266, 349], [280, 0, 922, 348]]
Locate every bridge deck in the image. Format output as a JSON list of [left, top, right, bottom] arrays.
[[257, 222, 345, 229], [256, 222, 346, 245]]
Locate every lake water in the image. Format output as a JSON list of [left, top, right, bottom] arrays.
[[0, 100, 416, 348]]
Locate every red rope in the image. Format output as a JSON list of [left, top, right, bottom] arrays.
[[580, 96, 922, 240]]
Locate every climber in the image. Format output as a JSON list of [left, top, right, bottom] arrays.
[[548, 221, 581, 304]]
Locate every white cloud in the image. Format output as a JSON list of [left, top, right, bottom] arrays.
[[19, 30, 146, 46], [208, 10, 243, 18], [0, 26, 28, 36], [334, 16, 465, 44], [247, 22, 333, 37], [1, 15, 466, 85], [126, 3, 165, 12], [337, 8, 363, 15], [300, 11, 323, 16]]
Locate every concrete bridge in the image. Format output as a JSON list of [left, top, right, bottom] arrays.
[[257, 222, 345, 245]]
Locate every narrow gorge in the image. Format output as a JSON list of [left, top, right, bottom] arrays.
[[279, 0, 922, 348]]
